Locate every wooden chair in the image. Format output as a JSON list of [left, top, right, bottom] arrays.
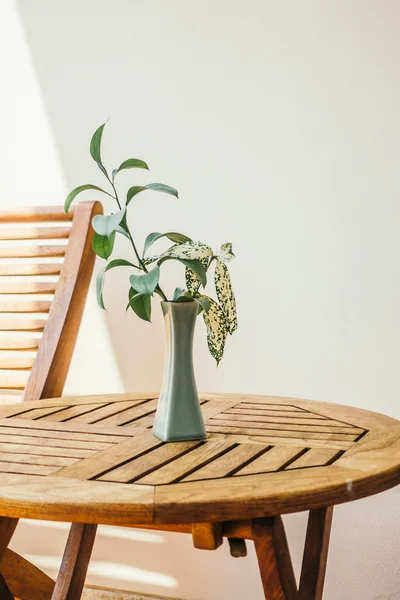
[[0, 202, 101, 404]]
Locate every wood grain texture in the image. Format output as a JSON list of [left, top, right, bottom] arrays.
[[253, 517, 297, 600], [0, 394, 397, 527], [1, 548, 55, 600], [23, 201, 102, 401], [51, 523, 97, 600], [0, 206, 74, 222], [298, 507, 333, 600], [0, 226, 71, 240]]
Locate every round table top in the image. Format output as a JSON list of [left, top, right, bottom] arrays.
[[0, 393, 398, 525]]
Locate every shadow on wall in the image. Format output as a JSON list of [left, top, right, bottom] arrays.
[[14, 0, 193, 393]]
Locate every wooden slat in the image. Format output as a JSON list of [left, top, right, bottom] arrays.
[[12, 406, 72, 420], [235, 446, 305, 476], [137, 441, 236, 485], [40, 403, 109, 422], [238, 402, 306, 412], [0, 319, 46, 332], [0, 282, 56, 294], [216, 413, 344, 427], [70, 401, 147, 424], [206, 422, 359, 441], [0, 300, 52, 313], [0, 423, 128, 444], [0, 441, 95, 459], [0, 433, 111, 451], [208, 416, 363, 435], [0, 460, 60, 475], [0, 206, 74, 222], [53, 435, 163, 480], [0, 357, 35, 370], [182, 443, 269, 482], [0, 226, 71, 240], [200, 398, 241, 420], [226, 407, 327, 419], [0, 452, 77, 467], [207, 430, 353, 450], [0, 338, 40, 351], [286, 448, 342, 470], [0, 245, 66, 258], [0, 417, 133, 439], [98, 441, 202, 483], [0, 374, 29, 390], [0, 263, 61, 276], [99, 398, 159, 426]]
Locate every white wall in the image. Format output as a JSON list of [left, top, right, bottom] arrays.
[[1, 1, 400, 598]]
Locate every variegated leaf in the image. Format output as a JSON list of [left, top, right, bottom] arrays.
[[161, 241, 213, 261], [214, 259, 237, 334], [185, 257, 209, 294], [219, 242, 235, 263], [203, 297, 228, 365]]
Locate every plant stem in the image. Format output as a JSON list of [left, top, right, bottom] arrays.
[[105, 170, 168, 301]]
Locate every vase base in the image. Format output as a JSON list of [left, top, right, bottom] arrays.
[[152, 425, 207, 443]]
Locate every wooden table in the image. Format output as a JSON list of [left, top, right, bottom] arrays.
[[0, 393, 398, 600]]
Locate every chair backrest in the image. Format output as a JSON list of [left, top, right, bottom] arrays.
[[0, 201, 101, 403]]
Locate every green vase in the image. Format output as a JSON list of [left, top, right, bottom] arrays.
[[153, 301, 206, 442]]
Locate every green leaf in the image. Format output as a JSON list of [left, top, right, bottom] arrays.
[[173, 287, 186, 301], [105, 258, 138, 271], [219, 242, 235, 263], [96, 259, 138, 312], [143, 231, 192, 256], [90, 122, 107, 165], [128, 292, 152, 322], [64, 184, 109, 214], [194, 296, 211, 313], [112, 158, 150, 180], [92, 208, 126, 237], [115, 225, 131, 239], [214, 259, 238, 334], [92, 231, 115, 260], [145, 183, 179, 198], [158, 257, 207, 287], [186, 258, 209, 294], [129, 266, 160, 295], [96, 267, 107, 310], [203, 298, 228, 365], [126, 186, 147, 205], [126, 183, 179, 205]]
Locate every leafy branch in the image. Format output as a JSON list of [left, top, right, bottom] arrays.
[[64, 121, 237, 363]]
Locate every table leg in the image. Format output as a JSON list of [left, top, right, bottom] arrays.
[[252, 517, 297, 600], [298, 506, 333, 600], [0, 518, 19, 561], [51, 523, 97, 600], [0, 572, 14, 600]]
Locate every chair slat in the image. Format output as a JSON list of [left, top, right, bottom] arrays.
[[0, 320, 46, 332], [0, 282, 56, 294], [0, 206, 74, 222], [0, 339, 40, 351], [0, 246, 66, 259], [0, 357, 35, 370], [0, 374, 29, 390], [0, 227, 71, 240], [0, 264, 62, 276], [0, 301, 52, 313]]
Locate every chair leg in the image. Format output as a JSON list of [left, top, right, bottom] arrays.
[[298, 506, 333, 600], [252, 517, 297, 600], [51, 523, 97, 600]]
